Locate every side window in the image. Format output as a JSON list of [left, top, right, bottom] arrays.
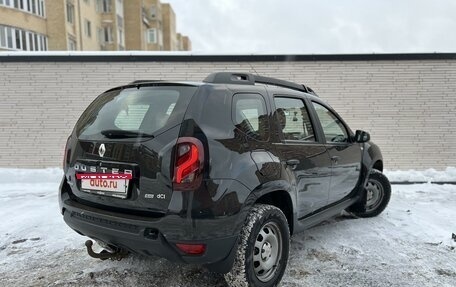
[[312, 102, 348, 143], [232, 93, 269, 141], [274, 97, 315, 142]]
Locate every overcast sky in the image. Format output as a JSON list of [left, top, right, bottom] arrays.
[[167, 0, 456, 54]]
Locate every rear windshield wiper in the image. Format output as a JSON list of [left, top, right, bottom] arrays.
[[100, 129, 155, 139]]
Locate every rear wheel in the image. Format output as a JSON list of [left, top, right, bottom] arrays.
[[353, 169, 391, 218], [225, 204, 290, 287]]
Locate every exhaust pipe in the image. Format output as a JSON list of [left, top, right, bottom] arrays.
[[85, 240, 129, 261]]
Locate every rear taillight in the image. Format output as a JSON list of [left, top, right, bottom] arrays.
[[173, 137, 204, 190]]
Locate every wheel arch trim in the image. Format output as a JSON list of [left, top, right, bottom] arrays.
[[241, 181, 296, 235]]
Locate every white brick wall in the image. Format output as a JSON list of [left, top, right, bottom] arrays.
[[0, 59, 455, 169]]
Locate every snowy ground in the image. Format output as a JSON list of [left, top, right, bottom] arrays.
[[385, 167, 456, 183], [0, 168, 455, 287]]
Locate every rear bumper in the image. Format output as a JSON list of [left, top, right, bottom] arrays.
[[59, 178, 238, 272]]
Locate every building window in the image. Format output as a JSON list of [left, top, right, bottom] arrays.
[[30, 0, 36, 13], [0, 26, 5, 48], [147, 29, 156, 44], [6, 27, 13, 48], [0, 25, 47, 51], [150, 5, 156, 18], [0, 0, 45, 17], [83, 0, 90, 5], [20, 30, 27, 50], [105, 26, 112, 43], [68, 37, 77, 50], [97, 27, 102, 43], [84, 20, 92, 37], [14, 29, 22, 50], [158, 30, 163, 46], [116, 0, 123, 17], [28, 32, 34, 50], [100, 26, 112, 43], [96, 0, 111, 13], [40, 0, 45, 17], [117, 28, 123, 46], [67, 2, 75, 24]]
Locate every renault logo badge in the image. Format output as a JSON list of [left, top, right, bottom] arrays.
[[98, 143, 106, 157]]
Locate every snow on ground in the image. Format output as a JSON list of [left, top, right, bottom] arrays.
[[385, 167, 456, 183], [0, 168, 455, 287]]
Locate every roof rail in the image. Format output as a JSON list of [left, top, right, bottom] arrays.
[[203, 72, 317, 95]]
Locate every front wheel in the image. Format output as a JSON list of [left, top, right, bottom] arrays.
[[353, 169, 391, 218], [225, 204, 290, 287]]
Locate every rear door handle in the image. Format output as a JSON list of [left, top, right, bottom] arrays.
[[286, 159, 300, 166], [331, 156, 340, 164]]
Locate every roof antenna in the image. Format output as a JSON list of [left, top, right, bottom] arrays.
[[249, 62, 260, 76]]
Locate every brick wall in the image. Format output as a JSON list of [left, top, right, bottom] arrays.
[[0, 56, 455, 169]]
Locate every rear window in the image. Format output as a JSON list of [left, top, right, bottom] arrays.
[[76, 86, 197, 140]]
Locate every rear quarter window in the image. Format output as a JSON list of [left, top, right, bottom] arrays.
[[232, 93, 269, 141]]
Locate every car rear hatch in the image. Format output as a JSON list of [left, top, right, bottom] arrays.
[[64, 84, 199, 215]]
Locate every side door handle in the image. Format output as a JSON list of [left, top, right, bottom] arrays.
[[286, 159, 300, 166], [331, 156, 340, 165]]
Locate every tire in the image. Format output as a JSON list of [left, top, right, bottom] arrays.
[[353, 169, 391, 218], [225, 204, 290, 287]]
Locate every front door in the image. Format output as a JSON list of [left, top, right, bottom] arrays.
[[311, 101, 362, 203], [272, 96, 332, 218]]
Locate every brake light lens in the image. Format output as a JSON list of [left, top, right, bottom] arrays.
[[173, 137, 204, 190], [175, 243, 206, 255]]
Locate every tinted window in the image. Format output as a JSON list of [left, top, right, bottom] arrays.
[[312, 102, 348, 143], [76, 86, 197, 140], [274, 97, 315, 142], [233, 93, 269, 141]]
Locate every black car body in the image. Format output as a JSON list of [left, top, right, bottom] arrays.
[[59, 72, 389, 285]]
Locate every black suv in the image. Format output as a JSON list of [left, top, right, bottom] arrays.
[[60, 72, 391, 287]]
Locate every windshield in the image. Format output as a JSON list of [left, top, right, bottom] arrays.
[[76, 86, 198, 140]]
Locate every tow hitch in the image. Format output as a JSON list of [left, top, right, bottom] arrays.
[[85, 240, 129, 261]]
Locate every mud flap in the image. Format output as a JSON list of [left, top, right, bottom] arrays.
[[203, 237, 238, 274]]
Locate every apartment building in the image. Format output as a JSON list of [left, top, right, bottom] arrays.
[[0, 0, 48, 51], [0, 0, 191, 51], [122, 0, 190, 51]]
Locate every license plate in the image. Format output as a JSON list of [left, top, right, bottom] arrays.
[[78, 174, 131, 198]]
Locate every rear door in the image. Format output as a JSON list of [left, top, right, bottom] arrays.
[[272, 96, 332, 218], [66, 85, 198, 214], [310, 101, 362, 203]]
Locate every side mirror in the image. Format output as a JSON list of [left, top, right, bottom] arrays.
[[355, 130, 370, 143]]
